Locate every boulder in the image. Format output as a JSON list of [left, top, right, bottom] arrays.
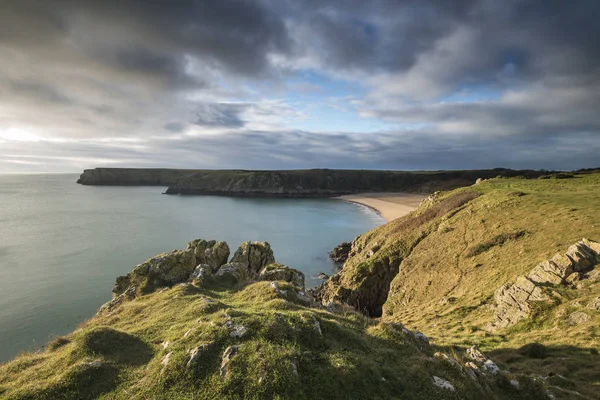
[[258, 262, 305, 289], [527, 260, 566, 285], [567, 311, 590, 326], [432, 376, 454, 391], [112, 248, 197, 296], [230, 241, 275, 278], [186, 239, 230, 272], [190, 264, 212, 284], [214, 263, 249, 287], [329, 242, 352, 263], [566, 241, 598, 272]]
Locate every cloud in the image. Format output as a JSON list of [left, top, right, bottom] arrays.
[[0, 0, 599, 172]]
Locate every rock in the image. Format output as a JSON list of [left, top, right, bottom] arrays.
[[567, 311, 590, 326], [586, 297, 600, 311], [493, 239, 599, 329], [230, 241, 275, 278], [493, 275, 549, 328], [329, 242, 352, 263], [432, 376, 455, 391], [186, 344, 211, 368], [566, 241, 598, 272], [189, 264, 211, 283], [258, 262, 305, 289], [229, 325, 248, 338], [527, 261, 566, 285], [482, 359, 500, 375], [317, 272, 330, 280], [466, 346, 488, 364], [434, 352, 462, 370], [510, 379, 520, 389], [214, 263, 249, 287], [295, 291, 312, 304], [98, 285, 136, 315], [162, 340, 170, 350], [475, 178, 484, 185], [565, 272, 581, 285], [413, 331, 429, 345], [312, 316, 322, 336], [113, 248, 197, 296], [186, 239, 230, 272], [161, 352, 172, 367], [220, 345, 241, 377]]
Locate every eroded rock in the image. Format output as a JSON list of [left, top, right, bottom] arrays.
[[230, 241, 275, 278], [258, 262, 305, 289], [186, 240, 230, 272], [329, 242, 351, 263], [186, 344, 212, 368], [432, 376, 454, 391], [220, 345, 241, 377], [214, 263, 249, 287]]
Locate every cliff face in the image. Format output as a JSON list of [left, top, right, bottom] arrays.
[[163, 168, 546, 196], [77, 168, 200, 186], [78, 167, 548, 195]]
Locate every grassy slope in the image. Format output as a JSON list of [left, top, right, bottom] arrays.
[[327, 172, 600, 398], [0, 280, 546, 400]]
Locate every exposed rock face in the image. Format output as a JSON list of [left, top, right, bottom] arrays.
[[162, 168, 547, 196], [113, 248, 197, 296], [214, 263, 250, 287], [77, 168, 198, 186], [101, 239, 305, 313], [186, 240, 230, 272], [492, 239, 600, 329], [257, 262, 305, 289], [230, 241, 275, 278], [220, 345, 241, 377], [329, 242, 351, 263]]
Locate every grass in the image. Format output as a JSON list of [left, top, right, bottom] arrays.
[[319, 172, 600, 399], [0, 280, 547, 399]]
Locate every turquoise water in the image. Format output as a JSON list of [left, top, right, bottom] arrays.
[[0, 174, 381, 362]]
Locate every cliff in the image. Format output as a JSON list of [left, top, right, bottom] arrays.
[[76, 168, 201, 186], [164, 168, 547, 197], [78, 167, 548, 195]]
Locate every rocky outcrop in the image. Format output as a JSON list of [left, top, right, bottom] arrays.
[[101, 239, 300, 314], [492, 239, 600, 329], [257, 262, 305, 289], [77, 168, 199, 186], [329, 242, 351, 263], [230, 241, 275, 278]]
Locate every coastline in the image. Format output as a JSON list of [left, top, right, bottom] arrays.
[[336, 192, 425, 222]]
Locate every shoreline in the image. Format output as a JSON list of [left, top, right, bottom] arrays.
[[336, 192, 426, 222]]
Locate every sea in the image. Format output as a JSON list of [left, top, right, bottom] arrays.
[[0, 174, 382, 362]]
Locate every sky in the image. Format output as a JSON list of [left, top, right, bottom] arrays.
[[1, 0, 599, 173]]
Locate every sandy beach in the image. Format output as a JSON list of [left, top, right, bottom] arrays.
[[337, 193, 426, 222]]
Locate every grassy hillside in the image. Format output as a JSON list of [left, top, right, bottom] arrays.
[[0, 244, 547, 400], [319, 172, 600, 399]]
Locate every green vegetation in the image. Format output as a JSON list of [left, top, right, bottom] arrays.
[[0, 281, 545, 399], [319, 172, 600, 399]]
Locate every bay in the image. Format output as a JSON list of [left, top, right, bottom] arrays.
[[0, 174, 381, 362]]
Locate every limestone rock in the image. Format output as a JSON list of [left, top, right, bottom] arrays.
[[493, 276, 549, 328], [186, 344, 212, 368], [113, 248, 197, 296], [466, 346, 488, 364], [189, 264, 212, 283], [258, 262, 305, 289], [214, 263, 249, 287], [586, 297, 600, 311], [567, 311, 590, 326], [432, 376, 455, 391], [329, 242, 351, 263], [187, 240, 230, 272], [98, 285, 136, 315], [230, 241, 275, 278], [492, 239, 599, 329], [220, 345, 241, 377]]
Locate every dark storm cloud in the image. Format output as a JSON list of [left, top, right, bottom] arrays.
[[1, 0, 599, 172]]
